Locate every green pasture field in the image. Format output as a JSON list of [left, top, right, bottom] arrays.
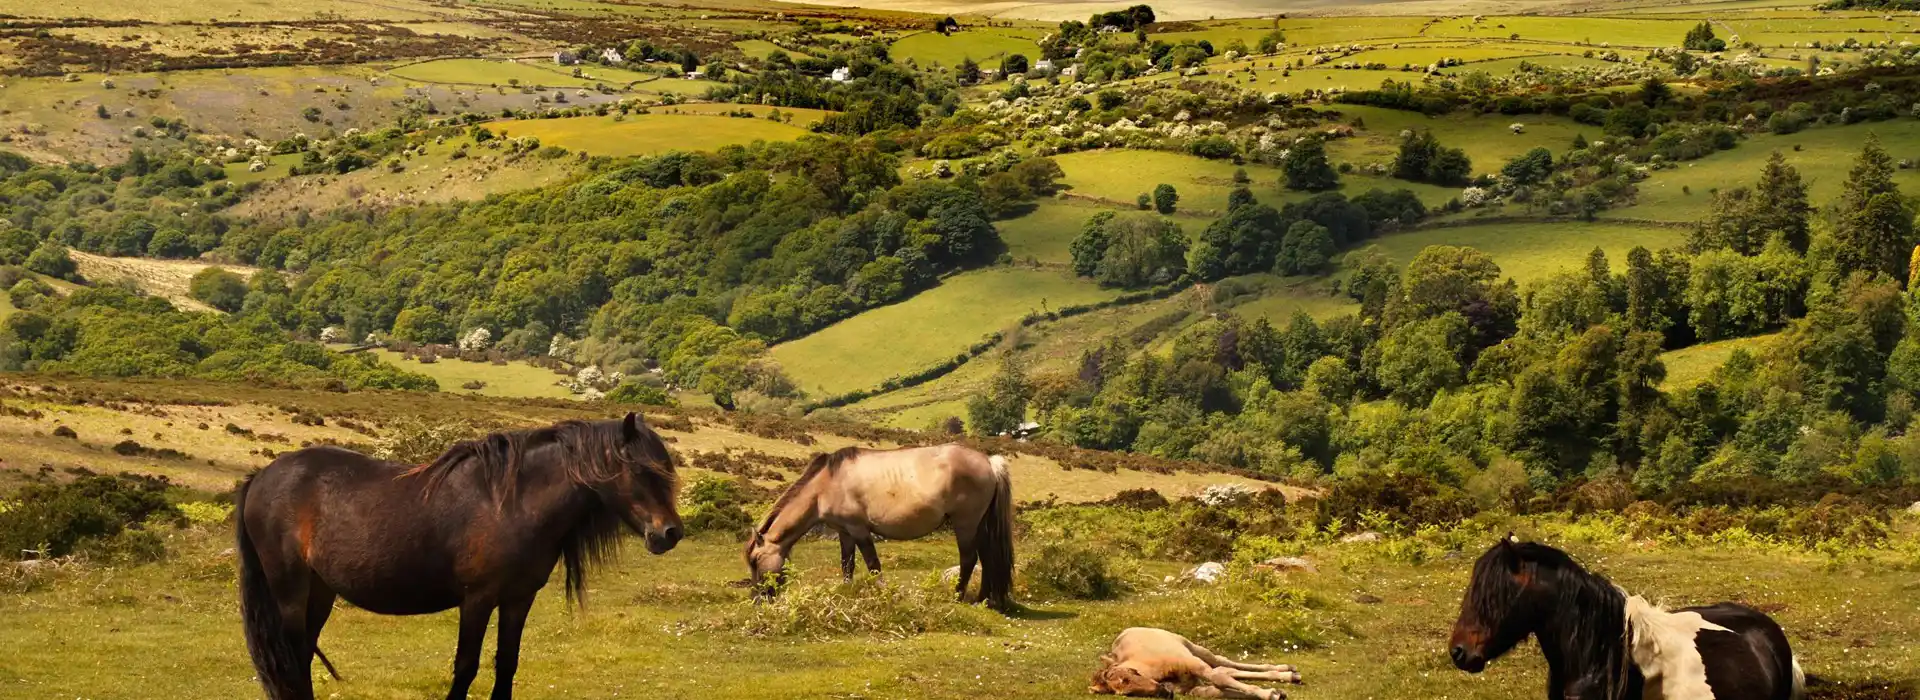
[[3, 514, 1914, 699], [1341, 43, 1551, 68], [637, 77, 729, 95], [371, 350, 577, 400], [494, 113, 812, 157], [1050, 150, 1456, 217], [1613, 120, 1920, 224], [1425, 16, 1690, 47], [770, 267, 1119, 397], [1322, 105, 1590, 177], [1349, 220, 1686, 286], [658, 102, 835, 126], [997, 199, 1112, 265], [1154, 17, 1433, 50], [735, 39, 792, 59], [1165, 64, 1416, 94], [1659, 332, 1780, 389], [1441, 54, 1634, 76], [890, 30, 1039, 67]]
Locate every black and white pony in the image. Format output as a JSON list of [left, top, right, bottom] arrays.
[[1448, 536, 1807, 700]]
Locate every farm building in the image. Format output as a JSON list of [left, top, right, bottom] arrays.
[[554, 51, 578, 65], [830, 66, 852, 82], [601, 48, 624, 64], [1035, 59, 1054, 72]]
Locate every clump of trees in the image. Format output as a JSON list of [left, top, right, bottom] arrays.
[[1392, 131, 1472, 186], [1070, 211, 1188, 288]]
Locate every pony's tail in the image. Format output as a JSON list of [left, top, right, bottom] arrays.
[[1793, 657, 1821, 700], [976, 455, 1016, 612], [235, 475, 311, 700]]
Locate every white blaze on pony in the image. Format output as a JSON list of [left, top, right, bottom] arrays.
[[1089, 627, 1303, 699], [1450, 535, 1808, 700], [745, 444, 1016, 609]]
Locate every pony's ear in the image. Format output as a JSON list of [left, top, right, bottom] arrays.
[[1499, 533, 1521, 572], [622, 411, 642, 439]]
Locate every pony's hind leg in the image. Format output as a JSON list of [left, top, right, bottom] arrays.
[[953, 531, 979, 602], [1184, 640, 1299, 678], [304, 576, 340, 681], [445, 602, 495, 700], [488, 595, 536, 700]]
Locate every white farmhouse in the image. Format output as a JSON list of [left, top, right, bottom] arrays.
[[830, 66, 852, 82]]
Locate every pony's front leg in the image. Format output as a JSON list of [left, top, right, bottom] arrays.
[[489, 595, 535, 700], [445, 602, 495, 700], [855, 537, 882, 580], [839, 534, 857, 582]]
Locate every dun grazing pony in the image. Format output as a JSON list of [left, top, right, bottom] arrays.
[[235, 414, 682, 700], [1090, 627, 1303, 699], [1449, 536, 1806, 700], [745, 443, 1015, 609]]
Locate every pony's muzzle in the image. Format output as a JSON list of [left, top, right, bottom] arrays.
[[644, 525, 682, 555], [1450, 645, 1487, 673]]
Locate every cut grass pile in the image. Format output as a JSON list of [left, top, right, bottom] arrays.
[[771, 267, 1119, 397], [494, 113, 812, 157]]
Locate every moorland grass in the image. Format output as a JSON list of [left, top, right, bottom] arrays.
[[487, 113, 812, 158], [770, 267, 1119, 397], [2, 515, 1913, 699]]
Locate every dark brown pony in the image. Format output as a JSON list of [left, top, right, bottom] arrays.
[[235, 413, 682, 700], [1449, 536, 1806, 700]]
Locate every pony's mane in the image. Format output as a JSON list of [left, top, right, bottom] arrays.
[[1476, 540, 1636, 700], [401, 416, 676, 606], [753, 445, 864, 540], [402, 418, 673, 505]]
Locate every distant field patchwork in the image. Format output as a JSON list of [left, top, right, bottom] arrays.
[[771, 267, 1119, 397]]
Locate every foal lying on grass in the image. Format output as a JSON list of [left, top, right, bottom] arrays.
[[1090, 627, 1303, 699]]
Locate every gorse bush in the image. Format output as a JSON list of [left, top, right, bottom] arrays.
[[373, 417, 490, 465], [0, 472, 181, 561], [1024, 541, 1132, 600], [701, 574, 995, 640], [682, 475, 754, 539]]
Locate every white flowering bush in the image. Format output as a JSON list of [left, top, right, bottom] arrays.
[[319, 326, 344, 343], [459, 327, 492, 352], [1461, 186, 1492, 207], [1197, 483, 1256, 507]]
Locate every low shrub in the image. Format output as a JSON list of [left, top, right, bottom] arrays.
[[1024, 541, 1132, 600], [682, 475, 755, 539], [0, 472, 181, 561], [373, 417, 491, 465], [698, 574, 994, 640]]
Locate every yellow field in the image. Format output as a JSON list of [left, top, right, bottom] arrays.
[[496, 113, 814, 157]]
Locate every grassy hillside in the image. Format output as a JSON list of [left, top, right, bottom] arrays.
[[1614, 120, 1920, 224], [1660, 333, 1780, 389], [771, 267, 1120, 397]]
